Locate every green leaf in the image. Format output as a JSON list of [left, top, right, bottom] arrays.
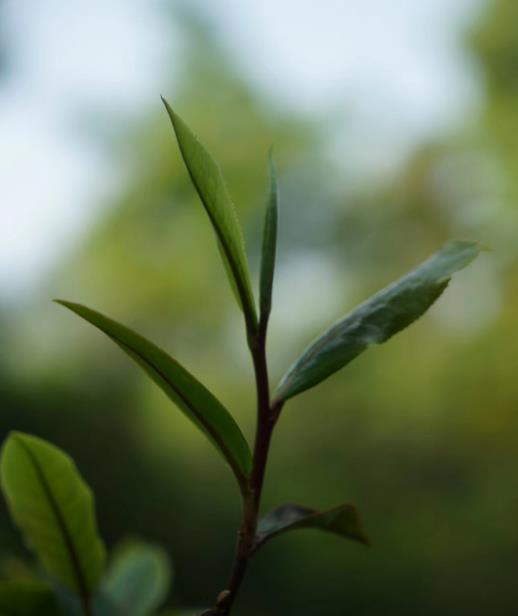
[[275, 240, 481, 401], [102, 542, 172, 616], [55, 301, 252, 493], [0, 432, 106, 597], [55, 589, 118, 616], [161, 98, 257, 330], [0, 581, 61, 616], [259, 153, 278, 328], [255, 503, 368, 552]]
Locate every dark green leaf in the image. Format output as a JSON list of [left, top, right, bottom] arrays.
[[259, 153, 278, 328], [255, 503, 368, 552], [0, 433, 106, 596], [161, 98, 257, 329], [102, 542, 172, 616], [275, 241, 481, 401], [55, 301, 252, 493], [0, 581, 61, 616]]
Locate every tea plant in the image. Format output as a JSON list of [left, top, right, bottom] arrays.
[[0, 100, 482, 615]]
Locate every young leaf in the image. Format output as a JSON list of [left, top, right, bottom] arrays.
[[0, 581, 61, 616], [259, 153, 278, 328], [255, 503, 368, 552], [55, 301, 252, 493], [161, 98, 257, 330], [0, 432, 106, 598], [102, 542, 172, 616], [275, 240, 481, 401]]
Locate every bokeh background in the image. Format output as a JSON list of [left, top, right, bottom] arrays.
[[1, 1, 518, 614]]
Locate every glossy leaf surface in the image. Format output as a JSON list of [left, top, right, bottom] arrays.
[[56, 301, 252, 492], [275, 241, 481, 400], [259, 154, 278, 327], [255, 503, 368, 551], [102, 542, 172, 616], [0, 433, 105, 596], [162, 98, 257, 328]]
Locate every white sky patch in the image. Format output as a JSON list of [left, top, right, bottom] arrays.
[[0, 0, 485, 301], [0, 104, 98, 297], [199, 0, 483, 136], [0, 0, 174, 301]]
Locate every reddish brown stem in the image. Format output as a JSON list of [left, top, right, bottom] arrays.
[[203, 322, 283, 615]]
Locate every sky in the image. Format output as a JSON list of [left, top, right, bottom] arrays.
[[0, 0, 485, 302]]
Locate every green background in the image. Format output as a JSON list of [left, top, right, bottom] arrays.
[[1, 1, 518, 614]]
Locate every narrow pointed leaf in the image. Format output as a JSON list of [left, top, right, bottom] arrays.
[[275, 241, 481, 401], [0, 432, 106, 596], [0, 581, 61, 616], [255, 503, 368, 552], [162, 98, 257, 329], [55, 301, 252, 492], [259, 153, 278, 327], [102, 542, 172, 616]]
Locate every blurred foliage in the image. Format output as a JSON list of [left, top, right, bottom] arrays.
[[1, 1, 518, 614]]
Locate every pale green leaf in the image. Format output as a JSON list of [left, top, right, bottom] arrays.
[[275, 241, 481, 401], [0, 433, 106, 597], [55, 301, 252, 493], [162, 98, 257, 329], [102, 542, 172, 616]]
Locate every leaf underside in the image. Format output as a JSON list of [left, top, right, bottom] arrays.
[[0, 432, 106, 596], [162, 98, 257, 329], [255, 503, 369, 552], [55, 301, 252, 493], [275, 240, 481, 401], [102, 542, 172, 616]]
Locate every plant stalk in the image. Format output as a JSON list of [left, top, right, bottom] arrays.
[[206, 323, 281, 615]]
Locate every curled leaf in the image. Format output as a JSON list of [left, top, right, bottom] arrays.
[[255, 503, 369, 552]]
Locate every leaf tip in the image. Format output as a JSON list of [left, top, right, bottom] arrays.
[[54, 299, 80, 315], [161, 96, 180, 129], [355, 521, 371, 547], [160, 94, 170, 110], [3, 430, 27, 450]]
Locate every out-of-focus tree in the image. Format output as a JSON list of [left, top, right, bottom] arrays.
[[471, 0, 518, 204], [2, 2, 518, 614]]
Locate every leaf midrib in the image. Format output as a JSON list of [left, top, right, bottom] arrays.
[[14, 436, 91, 602], [182, 155, 255, 326], [165, 101, 256, 330], [111, 333, 248, 491]]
